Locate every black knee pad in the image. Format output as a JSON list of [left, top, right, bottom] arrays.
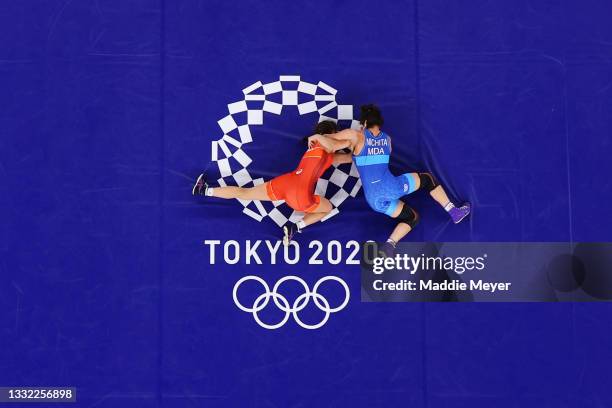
[[419, 172, 439, 192], [397, 204, 419, 229]]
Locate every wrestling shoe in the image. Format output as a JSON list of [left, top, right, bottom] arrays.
[[283, 222, 301, 246], [192, 173, 209, 196], [449, 202, 471, 224], [378, 241, 396, 258]]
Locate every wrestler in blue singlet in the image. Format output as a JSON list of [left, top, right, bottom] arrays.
[[353, 129, 417, 216]]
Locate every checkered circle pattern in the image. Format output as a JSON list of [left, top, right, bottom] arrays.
[[211, 75, 362, 227]]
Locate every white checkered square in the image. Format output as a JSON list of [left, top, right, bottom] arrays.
[[238, 125, 252, 143], [297, 81, 317, 95], [243, 206, 263, 222], [263, 101, 283, 115], [242, 81, 263, 95], [298, 101, 318, 114], [337, 105, 353, 120], [330, 188, 349, 207], [329, 168, 349, 187], [247, 110, 263, 125], [218, 115, 238, 133], [228, 101, 248, 114], [217, 158, 232, 177], [315, 179, 329, 196], [282, 91, 298, 105], [263, 81, 282, 95], [268, 208, 289, 227], [233, 168, 252, 187]]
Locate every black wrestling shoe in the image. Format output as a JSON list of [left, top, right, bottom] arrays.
[[192, 173, 209, 196], [283, 222, 301, 246], [378, 241, 396, 258]]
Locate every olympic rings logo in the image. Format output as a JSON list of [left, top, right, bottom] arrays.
[[233, 275, 350, 329]]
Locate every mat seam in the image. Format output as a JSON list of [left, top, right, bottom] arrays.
[[157, 0, 166, 406], [413, 1, 429, 408]]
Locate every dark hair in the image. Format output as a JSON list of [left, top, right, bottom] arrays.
[[314, 120, 337, 135], [359, 104, 383, 128], [302, 120, 338, 145]]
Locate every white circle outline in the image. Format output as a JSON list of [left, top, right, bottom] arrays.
[[292, 292, 331, 330], [252, 292, 291, 330], [272, 275, 311, 313], [232, 275, 270, 313], [312, 276, 351, 313], [211, 76, 362, 226]]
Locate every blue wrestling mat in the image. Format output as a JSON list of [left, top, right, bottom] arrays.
[[1, 0, 612, 407]]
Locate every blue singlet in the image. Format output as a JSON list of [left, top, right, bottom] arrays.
[[353, 129, 417, 216]]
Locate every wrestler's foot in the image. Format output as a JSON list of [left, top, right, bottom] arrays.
[[192, 173, 209, 196], [283, 222, 301, 246], [378, 241, 396, 258], [449, 202, 471, 224]]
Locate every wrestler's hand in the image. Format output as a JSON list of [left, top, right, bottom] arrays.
[[308, 134, 321, 149]]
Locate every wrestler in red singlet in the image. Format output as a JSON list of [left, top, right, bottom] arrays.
[[192, 120, 350, 244], [265, 141, 333, 212]]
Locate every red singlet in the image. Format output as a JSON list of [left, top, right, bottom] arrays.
[[266, 142, 334, 212]]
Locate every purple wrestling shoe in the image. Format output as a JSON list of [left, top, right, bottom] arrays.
[[378, 241, 396, 258], [449, 202, 471, 224]]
